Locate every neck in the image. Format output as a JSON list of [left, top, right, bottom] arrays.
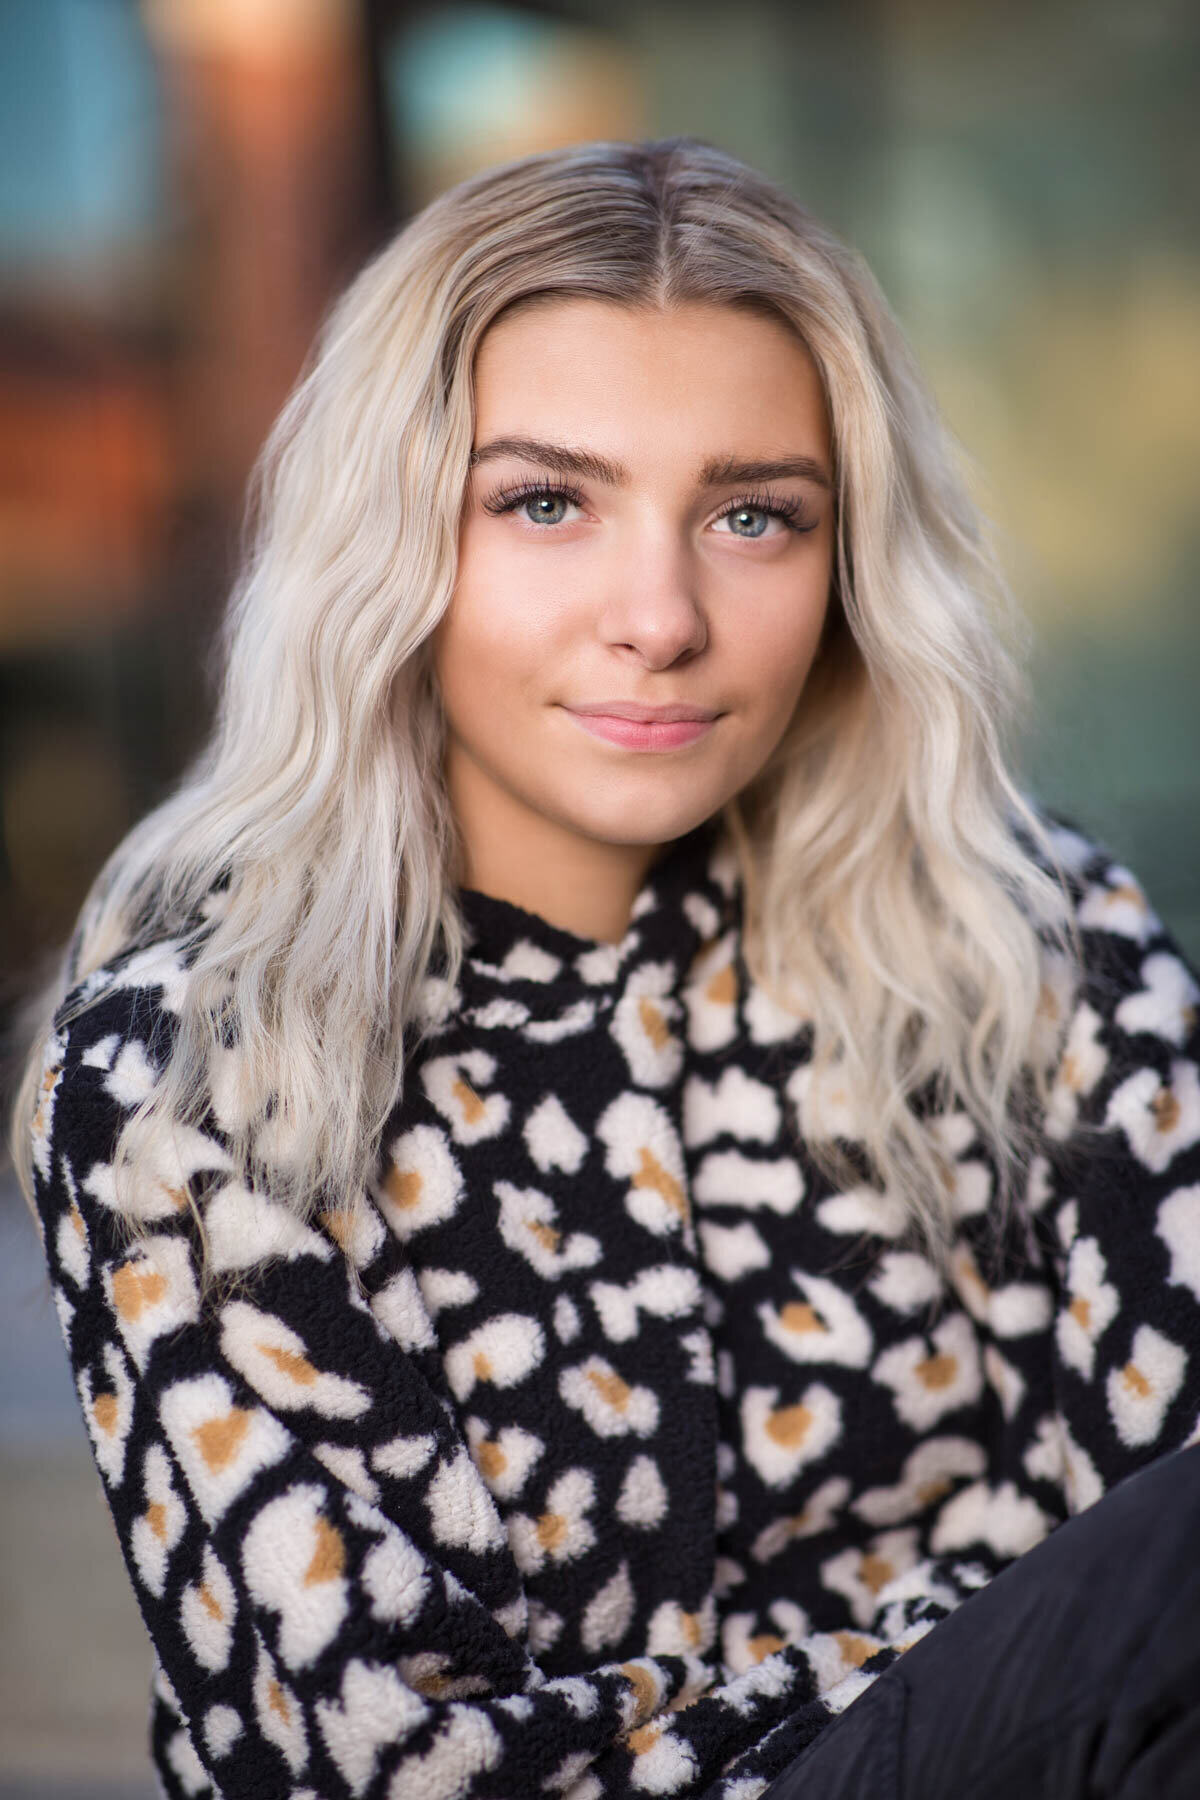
[[446, 756, 667, 946]]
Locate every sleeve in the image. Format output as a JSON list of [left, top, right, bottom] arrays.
[[1030, 828, 1200, 1506], [29, 964, 904, 1800]]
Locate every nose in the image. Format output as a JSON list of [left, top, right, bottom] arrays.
[[597, 524, 708, 668]]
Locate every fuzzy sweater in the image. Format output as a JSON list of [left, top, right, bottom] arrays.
[[27, 815, 1200, 1800]]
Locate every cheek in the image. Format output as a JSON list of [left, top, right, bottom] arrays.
[[453, 516, 591, 651], [733, 585, 831, 713], [434, 563, 559, 717]]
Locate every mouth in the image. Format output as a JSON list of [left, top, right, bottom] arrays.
[[567, 701, 721, 724], [563, 705, 719, 752]]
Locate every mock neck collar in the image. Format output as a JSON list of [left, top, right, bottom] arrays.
[[453, 817, 740, 1004]]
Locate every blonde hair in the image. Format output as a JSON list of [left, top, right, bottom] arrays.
[[10, 135, 1075, 1297]]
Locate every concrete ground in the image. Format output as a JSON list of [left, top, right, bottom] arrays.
[[1, 1174, 160, 1798]]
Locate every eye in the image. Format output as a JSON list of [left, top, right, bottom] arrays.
[[483, 478, 585, 526], [521, 491, 575, 526], [714, 504, 779, 541], [711, 490, 818, 539]]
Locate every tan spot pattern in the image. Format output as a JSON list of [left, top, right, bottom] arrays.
[[320, 1207, 356, 1248], [453, 1077, 487, 1125], [834, 1630, 875, 1669], [638, 999, 672, 1050], [631, 1146, 687, 1218], [304, 1515, 345, 1586], [382, 1166, 422, 1209], [705, 963, 737, 1005], [859, 1553, 895, 1594], [30, 821, 1198, 1800], [193, 1408, 252, 1472], [620, 1663, 658, 1727], [92, 1391, 119, 1435], [198, 1582, 223, 1621], [474, 1439, 506, 1481], [32, 1067, 59, 1138], [1152, 1088, 1181, 1133], [587, 1367, 632, 1412], [112, 1261, 167, 1321], [765, 1403, 813, 1449], [956, 1253, 990, 1307], [527, 1219, 562, 1252], [1122, 1362, 1152, 1398], [780, 1302, 827, 1335], [915, 1353, 958, 1390], [536, 1512, 568, 1553], [412, 1669, 453, 1697], [258, 1344, 319, 1387]]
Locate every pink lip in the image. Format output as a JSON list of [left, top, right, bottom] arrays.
[[565, 706, 718, 751], [569, 701, 721, 723]]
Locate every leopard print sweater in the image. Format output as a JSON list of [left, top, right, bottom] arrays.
[[27, 815, 1200, 1799]]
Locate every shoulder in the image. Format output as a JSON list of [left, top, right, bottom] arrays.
[[29, 927, 220, 1229], [1026, 806, 1168, 943], [1026, 806, 1197, 1047], [48, 877, 230, 1070], [1020, 806, 1200, 1178], [49, 929, 195, 1100], [1009, 815, 1200, 1490]]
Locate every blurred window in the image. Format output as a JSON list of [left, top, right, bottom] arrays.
[[0, 0, 164, 303], [381, 3, 644, 205]]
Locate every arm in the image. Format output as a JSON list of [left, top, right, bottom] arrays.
[[31, 969, 879, 1800], [1034, 841, 1200, 1503]]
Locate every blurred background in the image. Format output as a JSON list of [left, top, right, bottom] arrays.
[[0, 0, 1196, 1793]]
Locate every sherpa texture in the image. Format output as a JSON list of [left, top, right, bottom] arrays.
[[27, 814, 1200, 1799]]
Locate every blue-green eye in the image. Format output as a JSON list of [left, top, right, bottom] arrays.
[[483, 477, 586, 524], [483, 477, 818, 536], [725, 506, 770, 538], [714, 491, 818, 537], [523, 491, 571, 525]]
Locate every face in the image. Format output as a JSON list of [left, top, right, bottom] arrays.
[[432, 297, 836, 894]]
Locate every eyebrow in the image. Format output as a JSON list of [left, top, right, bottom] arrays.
[[468, 434, 834, 493]]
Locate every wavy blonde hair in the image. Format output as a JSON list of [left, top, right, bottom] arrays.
[[10, 135, 1075, 1296]]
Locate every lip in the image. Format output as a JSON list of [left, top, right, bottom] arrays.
[[567, 701, 721, 723], [563, 703, 719, 752]]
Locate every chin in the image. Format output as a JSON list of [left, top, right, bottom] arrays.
[[551, 788, 724, 848]]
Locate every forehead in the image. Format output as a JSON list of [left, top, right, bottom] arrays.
[[471, 297, 830, 451]]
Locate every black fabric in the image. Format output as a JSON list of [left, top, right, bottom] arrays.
[[454, 815, 727, 978], [24, 814, 1200, 1798], [760, 1439, 1200, 1800]]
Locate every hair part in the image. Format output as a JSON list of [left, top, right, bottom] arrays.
[[10, 135, 1077, 1298]]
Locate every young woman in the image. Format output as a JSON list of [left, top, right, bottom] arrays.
[[12, 136, 1200, 1800]]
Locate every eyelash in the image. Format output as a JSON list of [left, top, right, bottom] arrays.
[[482, 476, 818, 535]]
